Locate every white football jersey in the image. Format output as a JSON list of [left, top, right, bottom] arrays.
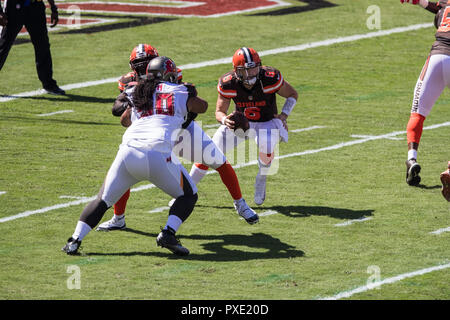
[[121, 82, 189, 152]]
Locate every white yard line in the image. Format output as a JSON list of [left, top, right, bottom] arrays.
[[350, 134, 403, 141], [334, 217, 373, 227], [291, 126, 326, 133], [0, 23, 432, 103], [2, 122, 450, 224], [239, 210, 279, 220], [0, 191, 6, 196], [320, 262, 450, 300], [148, 206, 170, 213], [38, 110, 74, 117], [430, 226, 450, 235]]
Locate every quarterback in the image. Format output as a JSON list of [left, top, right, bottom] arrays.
[[190, 47, 298, 205]]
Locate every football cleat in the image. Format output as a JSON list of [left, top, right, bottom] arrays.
[[234, 198, 259, 224], [406, 159, 421, 186], [62, 237, 81, 255], [254, 173, 267, 205], [96, 215, 126, 231], [43, 85, 65, 95], [156, 228, 190, 256], [440, 161, 450, 202]]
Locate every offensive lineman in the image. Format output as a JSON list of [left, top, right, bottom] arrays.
[[189, 47, 298, 205], [62, 57, 207, 256], [401, 0, 450, 187], [97, 44, 258, 231]]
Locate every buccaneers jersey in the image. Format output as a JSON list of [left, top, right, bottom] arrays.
[[118, 69, 184, 92], [122, 82, 195, 152], [429, 1, 450, 55], [217, 66, 284, 122]]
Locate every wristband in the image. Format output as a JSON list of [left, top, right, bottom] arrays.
[[221, 115, 227, 125], [281, 97, 296, 116]]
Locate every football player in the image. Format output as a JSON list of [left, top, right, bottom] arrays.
[[98, 44, 258, 231], [401, 0, 450, 185], [189, 47, 298, 205], [62, 57, 208, 256]]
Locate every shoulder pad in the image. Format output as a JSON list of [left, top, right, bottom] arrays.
[[217, 72, 237, 98]]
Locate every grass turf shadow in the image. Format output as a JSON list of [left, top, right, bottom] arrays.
[[87, 230, 304, 261]]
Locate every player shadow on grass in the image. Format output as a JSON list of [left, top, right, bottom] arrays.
[[263, 205, 374, 220], [88, 230, 304, 261], [414, 184, 442, 190], [196, 204, 374, 220]]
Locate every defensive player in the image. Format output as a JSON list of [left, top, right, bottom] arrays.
[[401, 0, 450, 185], [62, 57, 207, 256], [189, 47, 298, 205], [97, 44, 258, 231]]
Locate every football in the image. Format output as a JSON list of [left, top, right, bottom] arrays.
[[229, 110, 249, 132]]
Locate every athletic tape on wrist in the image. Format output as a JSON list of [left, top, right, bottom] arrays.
[[281, 97, 296, 116]]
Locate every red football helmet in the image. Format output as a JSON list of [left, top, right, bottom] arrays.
[[232, 47, 261, 87], [129, 44, 159, 76]]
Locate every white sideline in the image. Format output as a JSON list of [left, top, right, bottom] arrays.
[[2, 121, 450, 224], [320, 262, 450, 300], [0, 23, 432, 103]]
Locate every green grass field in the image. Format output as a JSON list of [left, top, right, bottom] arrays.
[[0, 0, 449, 301]]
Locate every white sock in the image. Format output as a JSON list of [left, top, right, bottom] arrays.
[[165, 215, 183, 233], [408, 149, 418, 161], [72, 221, 92, 241], [113, 214, 125, 221], [189, 165, 208, 185]]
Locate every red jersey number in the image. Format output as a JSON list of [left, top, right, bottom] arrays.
[[438, 7, 450, 32], [244, 107, 261, 121], [155, 93, 175, 115]]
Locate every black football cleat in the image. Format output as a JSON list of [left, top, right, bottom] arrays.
[[156, 229, 189, 256], [406, 159, 421, 186], [44, 85, 66, 96], [62, 237, 82, 255]]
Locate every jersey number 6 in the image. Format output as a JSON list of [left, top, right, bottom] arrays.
[[244, 106, 261, 121], [438, 7, 450, 33]]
